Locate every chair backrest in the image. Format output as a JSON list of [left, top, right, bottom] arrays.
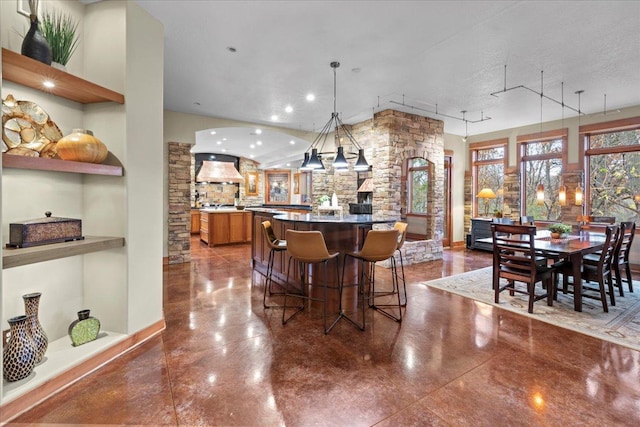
[[615, 221, 635, 263], [589, 216, 616, 224], [491, 224, 539, 283], [520, 216, 535, 225], [393, 222, 408, 250], [261, 221, 283, 250], [285, 230, 331, 263], [492, 217, 514, 225], [597, 225, 619, 275], [359, 229, 400, 262]]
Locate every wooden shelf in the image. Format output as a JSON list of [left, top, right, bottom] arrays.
[[3, 236, 125, 269], [1, 48, 124, 104], [2, 154, 123, 176]]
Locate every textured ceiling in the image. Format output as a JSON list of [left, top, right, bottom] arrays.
[[136, 0, 640, 167]]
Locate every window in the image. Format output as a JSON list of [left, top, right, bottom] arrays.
[[518, 130, 566, 221], [584, 117, 640, 224], [408, 157, 429, 214], [471, 140, 506, 217]]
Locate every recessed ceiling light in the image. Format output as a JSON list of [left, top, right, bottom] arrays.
[[256, 140, 262, 145], [222, 148, 227, 152], [227, 46, 237, 53], [306, 93, 315, 102], [250, 144, 255, 149], [286, 163, 291, 167], [271, 115, 278, 121], [250, 154, 255, 158], [210, 131, 216, 135], [352, 67, 361, 73], [285, 105, 293, 113], [194, 101, 201, 105], [222, 138, 227, 141], [43, 80, 55, 88], [216, 141, 222, 145], [255, 129, 262, 134], [289, 140, 295, 145]]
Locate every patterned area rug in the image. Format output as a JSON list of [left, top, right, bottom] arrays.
[[422, 267, 640, 351]]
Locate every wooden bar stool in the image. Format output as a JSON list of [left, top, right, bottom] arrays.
[[341, 229, 402, 329], [282, 230, 341, 334], [261, 221, 288, 309]]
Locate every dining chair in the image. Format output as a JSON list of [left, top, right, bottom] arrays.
[[520, 216, 535, 225], [261, 221, 288, 309], [491, 223, 559, 313], [612, 221, 635, 295], [341, 229, 402, 329], [492, 217, 514, 225], [556, 225, 619, 312], [282, 230, 341, 334], [393, 222, 409, 306]]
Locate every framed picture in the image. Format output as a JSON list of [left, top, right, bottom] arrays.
[[17, 0, 30, 18], [265, 170, 290, 204], [245, 171, 259, 196], [293, 173, 300, 194]]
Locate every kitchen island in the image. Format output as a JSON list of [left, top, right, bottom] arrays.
[[199, 208, 252, 247], [251, 210, 398, 310]]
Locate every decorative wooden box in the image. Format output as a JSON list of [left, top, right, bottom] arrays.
[[7, 211, 84, 248]]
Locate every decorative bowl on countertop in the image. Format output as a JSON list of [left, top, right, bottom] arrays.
[[235, 205, 245, 210]]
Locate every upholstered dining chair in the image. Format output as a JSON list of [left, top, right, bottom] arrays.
[[341, 229, 402, 329], [556, 225, 619, 312], [612, 221, 635, 295], [282, 229, 341, 334], [491, 223, 560, 313], [261, 221, 287, 309]]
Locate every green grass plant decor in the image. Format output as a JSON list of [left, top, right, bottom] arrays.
[[39, 8, 79, 66]]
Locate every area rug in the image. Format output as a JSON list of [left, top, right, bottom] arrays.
[[422, 267, 640, 351]]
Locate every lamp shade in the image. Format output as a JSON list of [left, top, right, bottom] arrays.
[[558, 184, 567, 206], [333, 146, 348, 169], [300, 152, 311, 170], [307, 148, 324, 170], [354, 148, 370, 171], [536, 183, 545, 205], [476, 188, 497, 199], [575, 184, 583, 206], [196, 161, 243, 183]]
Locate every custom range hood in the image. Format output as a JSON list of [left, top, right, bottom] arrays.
[[196, 160, 244, 183]]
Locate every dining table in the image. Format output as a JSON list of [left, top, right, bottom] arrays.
[[480, 230, 607, 312]]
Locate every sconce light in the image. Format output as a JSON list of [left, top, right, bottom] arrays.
[[558, 184, 567, 206], [536, 183, 545, 205], [575, 184, 583, 206]]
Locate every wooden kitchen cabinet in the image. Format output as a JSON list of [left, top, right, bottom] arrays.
[[191, 209, 201, 234], [200, 211, 252, 247]]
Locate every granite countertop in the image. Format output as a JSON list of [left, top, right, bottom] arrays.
[[273, 212, 398, 225]]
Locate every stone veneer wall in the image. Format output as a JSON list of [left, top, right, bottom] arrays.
[[318, 109, 445, 265], [168, 142, 192, 264]]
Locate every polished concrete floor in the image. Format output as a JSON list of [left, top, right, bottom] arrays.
[[10, 237, 640, 426]]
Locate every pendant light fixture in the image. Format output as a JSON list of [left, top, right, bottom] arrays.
[[536, 183, 545, 205], [302, 61, 370, 172]]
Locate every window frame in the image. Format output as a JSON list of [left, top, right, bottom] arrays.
[[581, 116, 640, 225], [407, 157, 430, 215], [517, 128, 568, 221], [470, 138, 508, 217]]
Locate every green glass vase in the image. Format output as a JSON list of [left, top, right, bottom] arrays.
[[68, 310, 100, 347]]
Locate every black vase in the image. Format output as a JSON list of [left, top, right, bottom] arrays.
[[21, 15, 52, 65]]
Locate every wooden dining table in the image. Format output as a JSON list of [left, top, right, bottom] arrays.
[[480, 230, 607, 312]]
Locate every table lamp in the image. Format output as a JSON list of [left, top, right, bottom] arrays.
[[477, 188, 497, 217]]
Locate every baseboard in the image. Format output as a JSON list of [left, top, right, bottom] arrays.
[[0, 319, 166, 425], [451, 240, 466, 248]]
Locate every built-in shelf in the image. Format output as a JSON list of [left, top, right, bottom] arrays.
[[2, 331, 128, 403], [1, 48, 125, 104], [3, 236, 125, 269], [2, 154, 123, 176]]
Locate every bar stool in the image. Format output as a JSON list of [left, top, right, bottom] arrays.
[[393, 222, 408, 306], [282, 230, 341, 334], [341, 229, 402, 329], [261, 221, 288, 309]]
